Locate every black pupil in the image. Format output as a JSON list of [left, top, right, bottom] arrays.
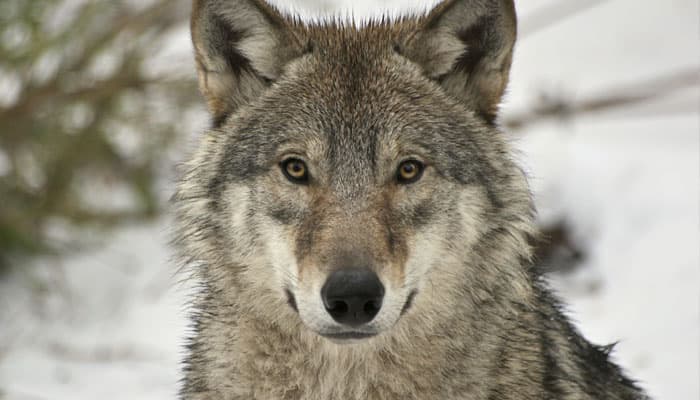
[[289, 161, 304, 176], [402, 163, 415, 175]]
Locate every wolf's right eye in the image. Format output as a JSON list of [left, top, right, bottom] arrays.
[[281, 158, 309, 184]]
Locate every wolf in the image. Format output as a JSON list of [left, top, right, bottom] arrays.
[[174, 0, 649, 398]]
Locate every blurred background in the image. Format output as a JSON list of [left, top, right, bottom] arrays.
[[0, 0, 697, 399]]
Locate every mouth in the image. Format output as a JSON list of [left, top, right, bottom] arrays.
[[287, 288, 419, 341], [318, 331, 378, 340]]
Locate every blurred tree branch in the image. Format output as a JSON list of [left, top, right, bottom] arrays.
[[506, 67, 698, 272], [0, 0, 199, 265], [504, 67, 699, 130]]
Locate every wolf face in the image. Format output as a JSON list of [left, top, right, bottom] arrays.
[[179, 0, 532, 344]]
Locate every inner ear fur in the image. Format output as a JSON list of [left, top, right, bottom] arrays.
[[405, 0, 517, 123], [191, 0, 303, 125]]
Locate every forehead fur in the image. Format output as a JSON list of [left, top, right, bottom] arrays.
[[219, 21, 499, 173], [295, 19, 419, 56]]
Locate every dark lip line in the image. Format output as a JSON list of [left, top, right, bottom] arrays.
[[284, 289, 298, 313], [401, 289, 418, 316], [319, 331, 378, 340], [290, 289, 419, 339]]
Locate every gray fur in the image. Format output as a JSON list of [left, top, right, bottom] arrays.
[[175, 0, 650, 398]]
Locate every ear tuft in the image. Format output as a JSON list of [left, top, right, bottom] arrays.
[[406, 0, 517, 123], [191, 0, 302, 125]]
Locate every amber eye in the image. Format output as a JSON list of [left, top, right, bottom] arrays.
[[281, 158, 309, 183], [396, 160, 424, 184]]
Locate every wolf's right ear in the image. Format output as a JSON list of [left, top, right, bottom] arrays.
[[191, 0, 303, 125]]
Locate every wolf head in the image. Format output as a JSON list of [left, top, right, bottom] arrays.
[[177, 0, 535, 344]]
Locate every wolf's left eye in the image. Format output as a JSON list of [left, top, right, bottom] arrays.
[[396, 160, 424, 184], [281, 158, 309, 184]]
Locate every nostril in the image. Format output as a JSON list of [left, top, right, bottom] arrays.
[[327, 300, 349, 316], [363, 300, 380, 316]]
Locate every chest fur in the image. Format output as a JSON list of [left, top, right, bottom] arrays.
[[221, 327, 484, 400]]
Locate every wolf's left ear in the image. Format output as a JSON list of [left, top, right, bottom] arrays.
[[405, 0, 516, 123], [191, 0, 303, 125]]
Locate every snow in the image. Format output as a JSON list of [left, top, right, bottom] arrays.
[[1, 1, 697, 399], [0, 224, 190, 399]]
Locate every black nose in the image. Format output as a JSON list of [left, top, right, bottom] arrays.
[[321, 268, 385, 327]]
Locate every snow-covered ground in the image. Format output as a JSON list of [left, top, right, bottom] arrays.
[[1, 1, 697, 399]]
